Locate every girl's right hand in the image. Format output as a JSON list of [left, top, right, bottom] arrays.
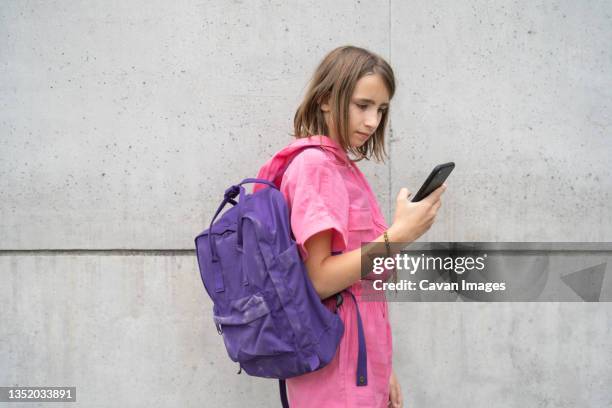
[[388, 184, 447, 242]]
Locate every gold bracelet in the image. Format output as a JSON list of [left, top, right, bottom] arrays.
[[383, 230, 391, 258], [384, 230, 398, 285]]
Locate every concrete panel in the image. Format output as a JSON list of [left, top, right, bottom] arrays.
[[389, 302, 612, 407], [0, 0, 390, 249], [0, 254, 280, 407], [390, 1, 612, 241]]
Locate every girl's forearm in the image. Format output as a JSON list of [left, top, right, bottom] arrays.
[[310, 226, 407, 299]]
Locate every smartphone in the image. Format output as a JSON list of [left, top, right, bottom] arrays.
[[411, 162, 455, 202]]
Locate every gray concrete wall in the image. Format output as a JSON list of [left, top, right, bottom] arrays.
[[1, 1, 611, 407]]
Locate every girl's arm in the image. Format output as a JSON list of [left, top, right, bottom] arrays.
[[304, 228, 395, 299], [303, 185, 446, 299]]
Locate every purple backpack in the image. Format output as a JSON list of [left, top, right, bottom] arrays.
[[195, 151, 369, 406]]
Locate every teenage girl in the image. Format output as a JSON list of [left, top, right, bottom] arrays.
[[256, 45, 446, 408]]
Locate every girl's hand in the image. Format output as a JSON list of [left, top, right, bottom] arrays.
[[388, 369, 403, 408], [389, 184, 446, 243]]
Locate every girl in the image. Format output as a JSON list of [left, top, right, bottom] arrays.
[[256, 45, 446, 408]]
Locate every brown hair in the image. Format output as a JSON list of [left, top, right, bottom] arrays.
[[293, 45, 395, 162]]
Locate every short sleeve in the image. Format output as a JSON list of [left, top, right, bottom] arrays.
[[280, 149, 349, 261]]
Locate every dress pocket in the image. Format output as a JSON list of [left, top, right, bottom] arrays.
[[348, 207, 375, 247]]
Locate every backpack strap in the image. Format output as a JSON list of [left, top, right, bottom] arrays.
[[279, 379, 289, 408], [234, 179, 276, 252], [345, 290, 368, 386], [238, 178, 277, 189], [207, 187, 241, 293], [331, 251, 369, 387], [268, 145, 324, 189]]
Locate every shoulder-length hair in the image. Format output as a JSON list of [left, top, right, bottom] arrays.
[[293, 45, 396, 162]]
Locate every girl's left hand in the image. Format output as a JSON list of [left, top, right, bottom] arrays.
[[388, 369, 403, 408]]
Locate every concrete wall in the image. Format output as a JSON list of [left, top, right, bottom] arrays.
[[1, 1, 611, 407]]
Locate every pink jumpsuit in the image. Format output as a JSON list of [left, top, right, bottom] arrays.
[[256, 135, 393, 407]]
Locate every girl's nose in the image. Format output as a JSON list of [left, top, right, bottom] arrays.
[[365, 110, 379, 129]]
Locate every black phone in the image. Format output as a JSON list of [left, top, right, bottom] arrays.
[[411, 162, 455, 202]]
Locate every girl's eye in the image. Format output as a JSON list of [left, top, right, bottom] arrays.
[[355, 102, 388, 113]]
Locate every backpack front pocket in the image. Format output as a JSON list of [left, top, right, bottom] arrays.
[[213, 293, 294, 362]]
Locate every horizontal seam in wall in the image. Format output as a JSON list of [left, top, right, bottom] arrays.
[[0, 249, 196, 256], [1, 249, 612, 256]]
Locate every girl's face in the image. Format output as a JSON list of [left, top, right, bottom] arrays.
[[322, 73, 390, 148]]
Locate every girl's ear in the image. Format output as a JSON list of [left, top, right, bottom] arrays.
[[319, 95, 331, 113]]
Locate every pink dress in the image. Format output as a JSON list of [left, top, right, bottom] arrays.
[[256, 135, 393, 407]]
